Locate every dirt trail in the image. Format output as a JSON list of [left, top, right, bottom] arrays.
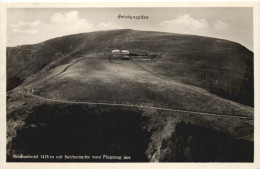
[[126, 30, 253, 112], [24, 58, 253, 119], [167, 47, 235, 55], [22, 29, 253, 119], [27, 88, 252, 119], [131, 60, 253, 112]]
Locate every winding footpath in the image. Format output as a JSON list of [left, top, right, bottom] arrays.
[[24, 55, 253, 120], [23, 29, 253, 120], [27, 89, 252, 119]]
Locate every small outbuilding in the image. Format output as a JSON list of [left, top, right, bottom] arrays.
[[112, 49, 121, 57], [112, 49, 130, 59]]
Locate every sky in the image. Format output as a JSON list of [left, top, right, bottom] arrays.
[[7, 8, 253, 51]]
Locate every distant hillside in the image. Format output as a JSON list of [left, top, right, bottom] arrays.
[[7, 29, 254, 106]]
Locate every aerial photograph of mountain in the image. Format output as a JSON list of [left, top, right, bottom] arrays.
[[5, 7, 254, 162]]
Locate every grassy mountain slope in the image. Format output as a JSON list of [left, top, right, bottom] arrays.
[[6, 29, 254, 162], [31, 57, 250, 117], [7, 29, 253, 106]]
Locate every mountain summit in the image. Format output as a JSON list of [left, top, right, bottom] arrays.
[[7, 29, 253, 106]]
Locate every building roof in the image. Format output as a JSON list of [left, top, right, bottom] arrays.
[[112, 50, 120, 53], [121, 50, 129, 54], [112, 50, 129, 54]]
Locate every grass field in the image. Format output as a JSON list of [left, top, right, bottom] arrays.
[[6, 29, 254, 162], [30, 56, 253, 117], [7, 29, 253, 106]]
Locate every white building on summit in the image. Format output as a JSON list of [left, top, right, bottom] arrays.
[[112, 49, 120, 56], [112, 49, 130, 59], [121, 50, 130, 55]]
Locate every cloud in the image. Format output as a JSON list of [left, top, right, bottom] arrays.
[[97, 22, 123, 30], [160, 14, 229, 35], [160, 14, 209, 30], [11, 20, 42, 28], [48, 10, 94, 36], [10, 20, 42, 34], [213, 20, 229, 30], [12, 29, 39, 34], [9, 10, 123, 45], [50, 11, 93, 28]]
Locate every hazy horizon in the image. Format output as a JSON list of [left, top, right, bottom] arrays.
[[7, 8, 253, 51]]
